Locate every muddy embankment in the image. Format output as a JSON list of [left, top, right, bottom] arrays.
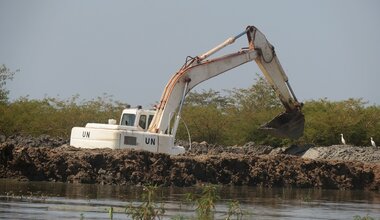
[[0, 135, 379, 190]]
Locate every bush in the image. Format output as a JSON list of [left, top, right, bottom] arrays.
[[176, 77, 380, 147], [1, 70, 379, 147], [301, 98, 380, 146], [0, 94, 127, 138]]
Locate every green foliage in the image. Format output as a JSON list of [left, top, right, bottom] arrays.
[[228, 75, 281, 111], [225, 200, 246, 220], [301, 98, 380, 146], [108, 206, 114, 220], [195, 185, 219, 219], [180, 105, 228, 144], [353, 214, 378, 220], [182, 185, 249, 220], [1, 69, 379, 147], [186, 89, 232, 108], [224, 75, 285, 146], [185, 185, 220, 220], [0, 64, 17, 104], [123, 185, 248, 220], [177, 76, 290, 146], [125, 185, 165, 220], [176, 75, 380, 147], [176, 90, 231, 145], [0, 94, 127, 137]]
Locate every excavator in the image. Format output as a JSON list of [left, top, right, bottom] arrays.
[[70, 26, 305, 155]]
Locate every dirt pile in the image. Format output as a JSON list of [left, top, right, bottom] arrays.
[[1, 136, 379, 190], [302, 145, 380, 163], [183, 141, 273, 156], [186, 142, 380, 163], [0, 134, 68, 148]]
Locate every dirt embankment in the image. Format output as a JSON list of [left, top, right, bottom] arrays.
[[0, 136, 379, 190], [184, 141, 380, 163]]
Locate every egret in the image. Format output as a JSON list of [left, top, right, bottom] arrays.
[[371, 137, 376, 147], [340, 134, 346, 145]]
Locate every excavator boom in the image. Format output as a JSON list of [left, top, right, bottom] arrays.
[[149, 25, 304, 139]]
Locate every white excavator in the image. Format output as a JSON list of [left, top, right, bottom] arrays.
[[70, 26, 305, 155]]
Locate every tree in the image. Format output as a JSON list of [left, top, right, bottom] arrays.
[[177, 75, 287, 146], [302, 98, 379, 146], [0, 94, 127, 137], [177, 89, 231, 144], [226, 75, 286, 146], [185, 89, 232, 109], [0, 64, 17, 104], [228, 74, 281, 111]]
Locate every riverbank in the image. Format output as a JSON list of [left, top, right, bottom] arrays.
[[0, 135, 379, 190]]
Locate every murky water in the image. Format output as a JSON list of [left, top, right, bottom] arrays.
[[0, 179, 379, 219]]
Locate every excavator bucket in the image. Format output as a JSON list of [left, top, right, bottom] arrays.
[[260, 109, 305, 139]]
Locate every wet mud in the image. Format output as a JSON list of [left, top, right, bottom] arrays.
[[0, 136, 379, 190]]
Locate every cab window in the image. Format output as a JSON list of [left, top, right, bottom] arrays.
[[121, 113, 136, 126], [139, 115, 147, 129], [148, 115, 154, 127]]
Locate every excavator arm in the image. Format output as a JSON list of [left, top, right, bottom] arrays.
[[148, 26, 304, 139], [246, 26, 304, 139]]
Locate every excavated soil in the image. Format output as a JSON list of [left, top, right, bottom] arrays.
[[0, 135, 379, 190]]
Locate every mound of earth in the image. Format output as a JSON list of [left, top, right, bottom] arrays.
[[302, 145, 380, 163], [183, 141, 274, 156], [0, 134, 68, 148], [185, 141, 380, 163], [1, 135, 379, 190]]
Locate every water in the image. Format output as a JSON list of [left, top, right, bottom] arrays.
[[0, 179, 379, 219]]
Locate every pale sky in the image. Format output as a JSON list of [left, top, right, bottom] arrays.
[[1, 0, 379, 107]]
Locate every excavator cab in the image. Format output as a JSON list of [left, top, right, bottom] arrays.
[[260, 109, 305, 139]]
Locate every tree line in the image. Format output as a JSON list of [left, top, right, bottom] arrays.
[[176, 77, 380, 147], [1, 65, 379, 146]]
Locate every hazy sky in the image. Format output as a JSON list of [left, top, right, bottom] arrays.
[[1, 0, 379, 107]]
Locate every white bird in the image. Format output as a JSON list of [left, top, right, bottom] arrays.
[[340, 134, 346, 145], [371, 137, 376, 147]]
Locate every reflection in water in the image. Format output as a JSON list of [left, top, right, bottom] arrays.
[[0, 179, 379, 219]]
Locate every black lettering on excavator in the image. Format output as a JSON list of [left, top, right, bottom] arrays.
[[82, 131, 90, 138], [145, 137, 156, 145]]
